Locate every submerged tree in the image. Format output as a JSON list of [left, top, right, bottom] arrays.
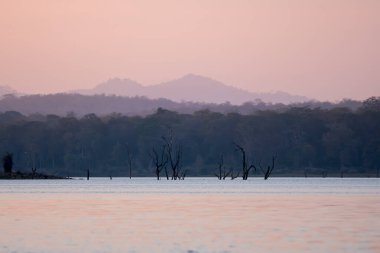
[[259, 156, 276, 180], [3, 152, 13, 174], [215, 155, 231, 180], [127, 148, 133, 179], [31, 167, 37, 179], [162, 129, 183, 180], [151, 145, 168, 180], [179, 169, 187, 180], [230, 169, 240, 180], [234, 143, 256, 180]]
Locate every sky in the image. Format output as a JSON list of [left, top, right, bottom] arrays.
[[0, 0, 379, 101]]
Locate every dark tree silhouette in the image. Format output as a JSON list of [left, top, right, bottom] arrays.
[[259, 156, 276, 180], [0, 101, 379, 177], [230, 169, 240, 180], [127, 148, 133, 179], [234, 143, 256, 180], [362, 96, 380, 111], [151, 146, 168, 180], [164, 166, 169, 180], [179, 169, 187, 180], [31, 167, 37, 179], [162, 129, 182, 180], [215, 155, 223, 180], [215, 155, 231, 180], [3, 152, 13, 174]]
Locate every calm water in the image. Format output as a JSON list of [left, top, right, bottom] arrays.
[[0, 178, 379, 253]]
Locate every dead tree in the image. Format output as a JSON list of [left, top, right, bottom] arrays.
[[31, 167, 37, 179], [230, 169, 240, 180], [223, 171, 231, 179], [215, 155, 223, 180], [179, 169, 187, 180], [170, 146, 182, 180], [127, 148, 133, 179], [151, 146, 168, 180], [259, 156, 276, 180], [215, 155, 231, 180], [164, 166, 169, 180], [3, 152, 13, 174], [162, 131, 182, 180], [234, 143, 256, 180]]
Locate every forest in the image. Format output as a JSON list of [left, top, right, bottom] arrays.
[[0, 97, 379, 178], [0, 93, 362, 116]]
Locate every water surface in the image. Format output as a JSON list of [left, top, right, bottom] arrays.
[[0, 178, 379, 253]]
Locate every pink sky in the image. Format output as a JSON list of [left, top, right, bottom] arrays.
[[0, 0, 379, 101]]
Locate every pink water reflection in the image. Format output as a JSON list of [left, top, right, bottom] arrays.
[[1, 193, 379, 253]]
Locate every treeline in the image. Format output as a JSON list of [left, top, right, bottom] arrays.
[[0, 93, 362, 117], [0, 97, 379, 177]]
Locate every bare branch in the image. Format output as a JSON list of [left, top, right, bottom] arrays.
[[263, 156, 276, 180], [231, 169, 240, 180], [151, 145, 167, 180], [215, 154, 224, 180]]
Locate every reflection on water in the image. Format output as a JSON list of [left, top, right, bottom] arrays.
[[0, 178, 379, 253]]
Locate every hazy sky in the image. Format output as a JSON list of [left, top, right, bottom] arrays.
[[0, 0, 379, 101]]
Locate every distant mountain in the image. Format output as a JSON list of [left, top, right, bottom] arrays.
[[147, 74, 309, 104], [74, 78, 144, 96], [73, 74, 309, 104]]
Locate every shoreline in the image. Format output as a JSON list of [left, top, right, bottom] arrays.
[[0, 171, 70, 180]]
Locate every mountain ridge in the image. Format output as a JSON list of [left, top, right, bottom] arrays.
[[72, 74, 310, 104]]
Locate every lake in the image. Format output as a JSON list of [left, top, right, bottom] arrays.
[[0, 178, 379, 253]]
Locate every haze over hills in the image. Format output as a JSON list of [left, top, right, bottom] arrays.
[[0, 93, 363, 117], [0, 85, 17, 97], [73, 74, 310, 104], [0, 74, 369, 117]]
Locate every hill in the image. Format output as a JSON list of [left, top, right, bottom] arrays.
[[0, 85, 17, 97], [0, 93, 362, 117], [73, 74, 309, 104]]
